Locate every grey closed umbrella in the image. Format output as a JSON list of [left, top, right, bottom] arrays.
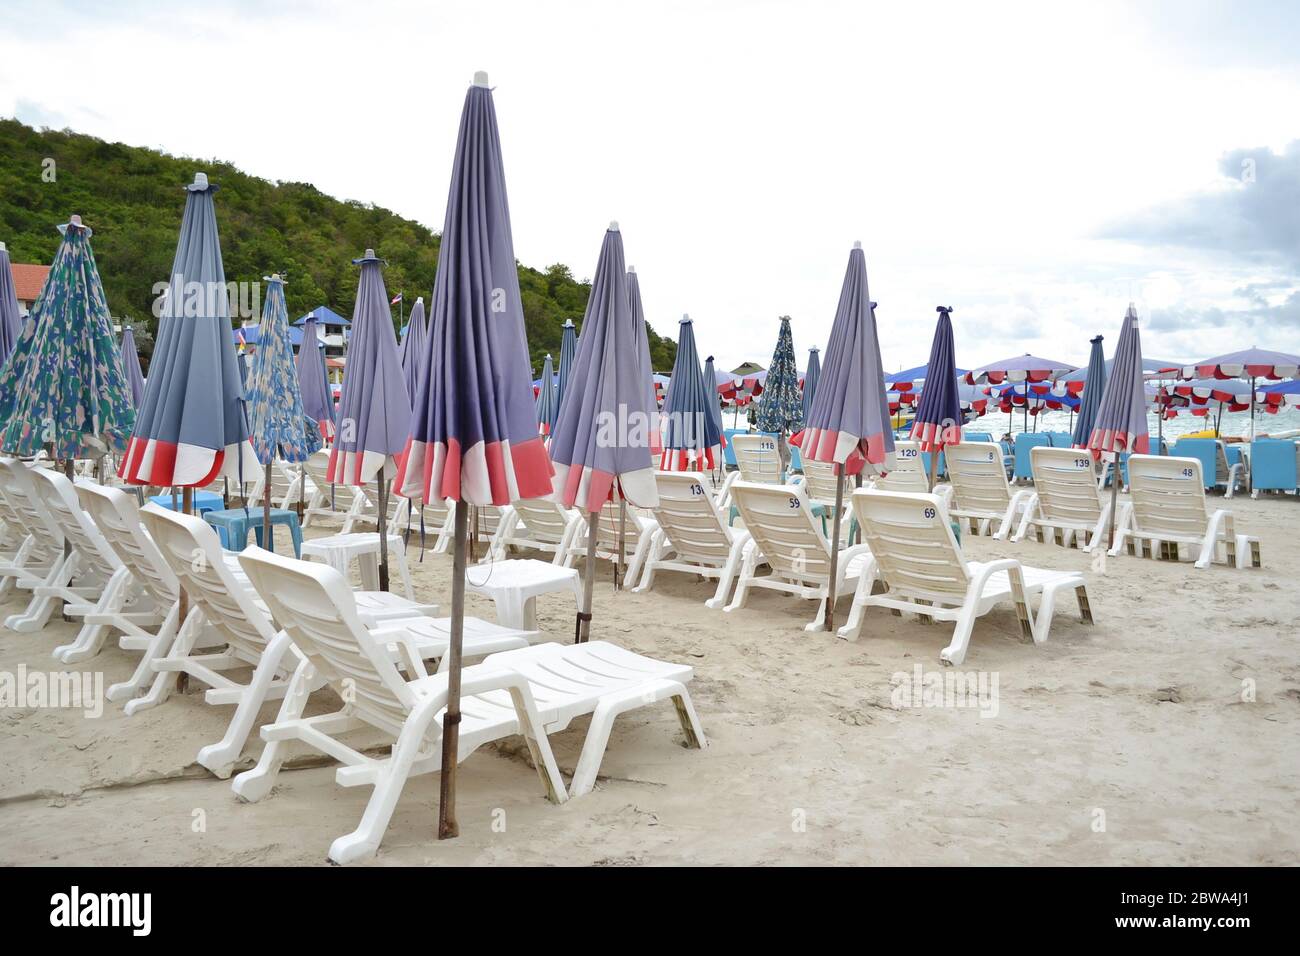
[[802, 347, 821, 423], [397, 295, 428, 403], [119, 325, 146, 409], [1071, 335, 1106, 447], [627, 268, 661, 459], [1087, 304, 1149, 547], [535, 353, 557, 435], [0, 244, 21, 369], [556, 318, 578, 416]]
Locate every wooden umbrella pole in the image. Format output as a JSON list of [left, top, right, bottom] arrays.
[[262, 462, 272, 552], [823, 469, 845, 632], [296, 463, 305, 520], [615, 497, 626, 591], [437, 500, 469, 840], [377, 476, 390, 592], [576, 509, 598, 643]]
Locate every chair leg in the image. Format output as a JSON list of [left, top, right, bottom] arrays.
[[107, 604, 180, 702], [197, 631, 296, 779], [625, 532, 651, 589], [704, 537, 745, 609], [835, 564, 877, 640], [327, 693, 446, 864], [1075, 584, 1094, 624], [632, 530, 664, 594], [55, 565, 131, 663], [5, 551, 78, 633], [124, 605, 203, 716], [231, 658, 317, 803], [723, 543, 759, 613]]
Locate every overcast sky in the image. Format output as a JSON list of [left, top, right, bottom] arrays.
[[3, 0, 1298, 372]]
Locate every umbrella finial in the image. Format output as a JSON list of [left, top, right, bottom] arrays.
[[681, 313, 690, 323], [193, 172, 208, 189], [628, 265, 636, 273], [0, 241, 5, 251], [609, 221, 619, 231], [69, 214, 83, 227], [365, 248, 375, 259], [473, 70, 489, 87], [937, 305, 953, 314], [853, 240, 862, 250]]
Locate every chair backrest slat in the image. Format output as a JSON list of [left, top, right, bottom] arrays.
[[77, 484, 179, 604], [944, 442, 1014, 516], [1029, 446, 1104, 526], [28, 469, 120, 580], [730, 481, 830, 581], [852, 489, 970, 599], [651, 472, 732, 564], [731, 434, 784, 484], [1127, 454, 1210, 537]]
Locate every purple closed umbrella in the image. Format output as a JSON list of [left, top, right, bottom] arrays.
[[550, 223, 658, 626], [909, 307, 962, 472], [550, 224, 657, 511], [1071, 335, 1106, 447], [556, 318, 578, 418], [326, 251, 411, 485], [795, 243, 895, 476], [326, 250, 412, 593], [120, 173, 258, 487], [659, 315, 724, 471], [802, 347, 821, 423], [397, 295, 428, 403], [702, 354, 726, 458], [119, 325, 146, 409], [627, 267, 661, 457], [535, 353, 556, 435], [296, 317, 335, 443], [394, 73, 556, 841], [793, 242, 895, 631], [0, 244, 21, 368], [1088, 303, 1149, 544]]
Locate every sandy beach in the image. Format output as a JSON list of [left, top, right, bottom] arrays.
[[2, 487, 1297, 868]]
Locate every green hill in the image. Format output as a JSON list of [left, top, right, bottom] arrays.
[[0, 117, 677, 373]]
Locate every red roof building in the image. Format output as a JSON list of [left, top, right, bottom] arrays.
[[11, 264, 50, 314]]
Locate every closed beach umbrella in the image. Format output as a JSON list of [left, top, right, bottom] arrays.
[[802, 346, 821, 423], [1071, 335, 1106, 448], [702, 354, 726, 455], [660, 315, 724, 470], [1088, 304, 1149, 546], [0, 216, 135, 462], [909, 306, 962, 486], [550, 223, 657, 621], [119, 325, 146, 409], [535, 353, 556, 435], [0, 243, 22, 369], [794, 242, 894, 631], [296, 317, 335, 443], [755, 316, 804, 444], [398, 295, 428, 403], [556, 317, 578, 416], [627, 267, 661, 456], [394, 73, 555, 840], [326, 250, 412, 591], [120, 174, 258, 489]]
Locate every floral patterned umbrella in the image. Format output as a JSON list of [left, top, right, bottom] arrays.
[[119, 325, 146, 409], [0, 216, 134, 459], [755, 316, 804, 436], [0, 244, 22, 369], [246, 275, 321, 464]]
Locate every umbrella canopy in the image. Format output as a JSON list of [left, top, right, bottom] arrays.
[[755, 316, 804, 435], [1053, 355, 1180, 396], [549, 224, 657, 510], [326, 251, 412, 485], [887, 361, 971, 391], [965, 353, 1075, 386], [556, 318, 578, 419], [908, 307, 962, 452], [121, 174, 257, 485], [396, 78, 553, 506], [0, 244, 22, 368], [702, 354, 726, 439], [802, 347, 821, 422], [246, 275, 322, 464], [397, 295, 428, 403], [0, 217, 135, 458], [1259, 379, 1300, 411], [119, 325, 146, 408], [1071, 335, 1107, 447], [535, 353, 557, 435], [1087, 304, 1149, 458], [296, 317, 335, 442], [659, 315, 724, 470], [795, 244, 895, 475], [1182, 347, 1300, 382], [627, 267, 661, 455]]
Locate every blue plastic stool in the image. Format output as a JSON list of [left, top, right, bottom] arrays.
[[148, 491, 225, 517], [203, 507, 303, 558]]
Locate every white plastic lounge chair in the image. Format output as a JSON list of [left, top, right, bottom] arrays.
[[485, 497, 581, 564], [0, 458, 62, 603], [943, 441, 1034, 538], [231, 547, 705, 862], [635, 471, 753, 608], [0, 461, 108, 634], [562, 499, 656, 586], [300, 480, 417, 599], [27, 468, 163, 662], [1109, 455, 1261, 569], [839, 489, 1094, 664], [134, 508, 461, 776], [718, 433, 785, 506], [1013, 446, 1125, 552], [725, 480, 872, 631], [301, 450, 373, 532], [243, 459, 308, 511]]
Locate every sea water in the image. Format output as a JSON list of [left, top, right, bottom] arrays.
[[967, 406, 1300, 443]]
